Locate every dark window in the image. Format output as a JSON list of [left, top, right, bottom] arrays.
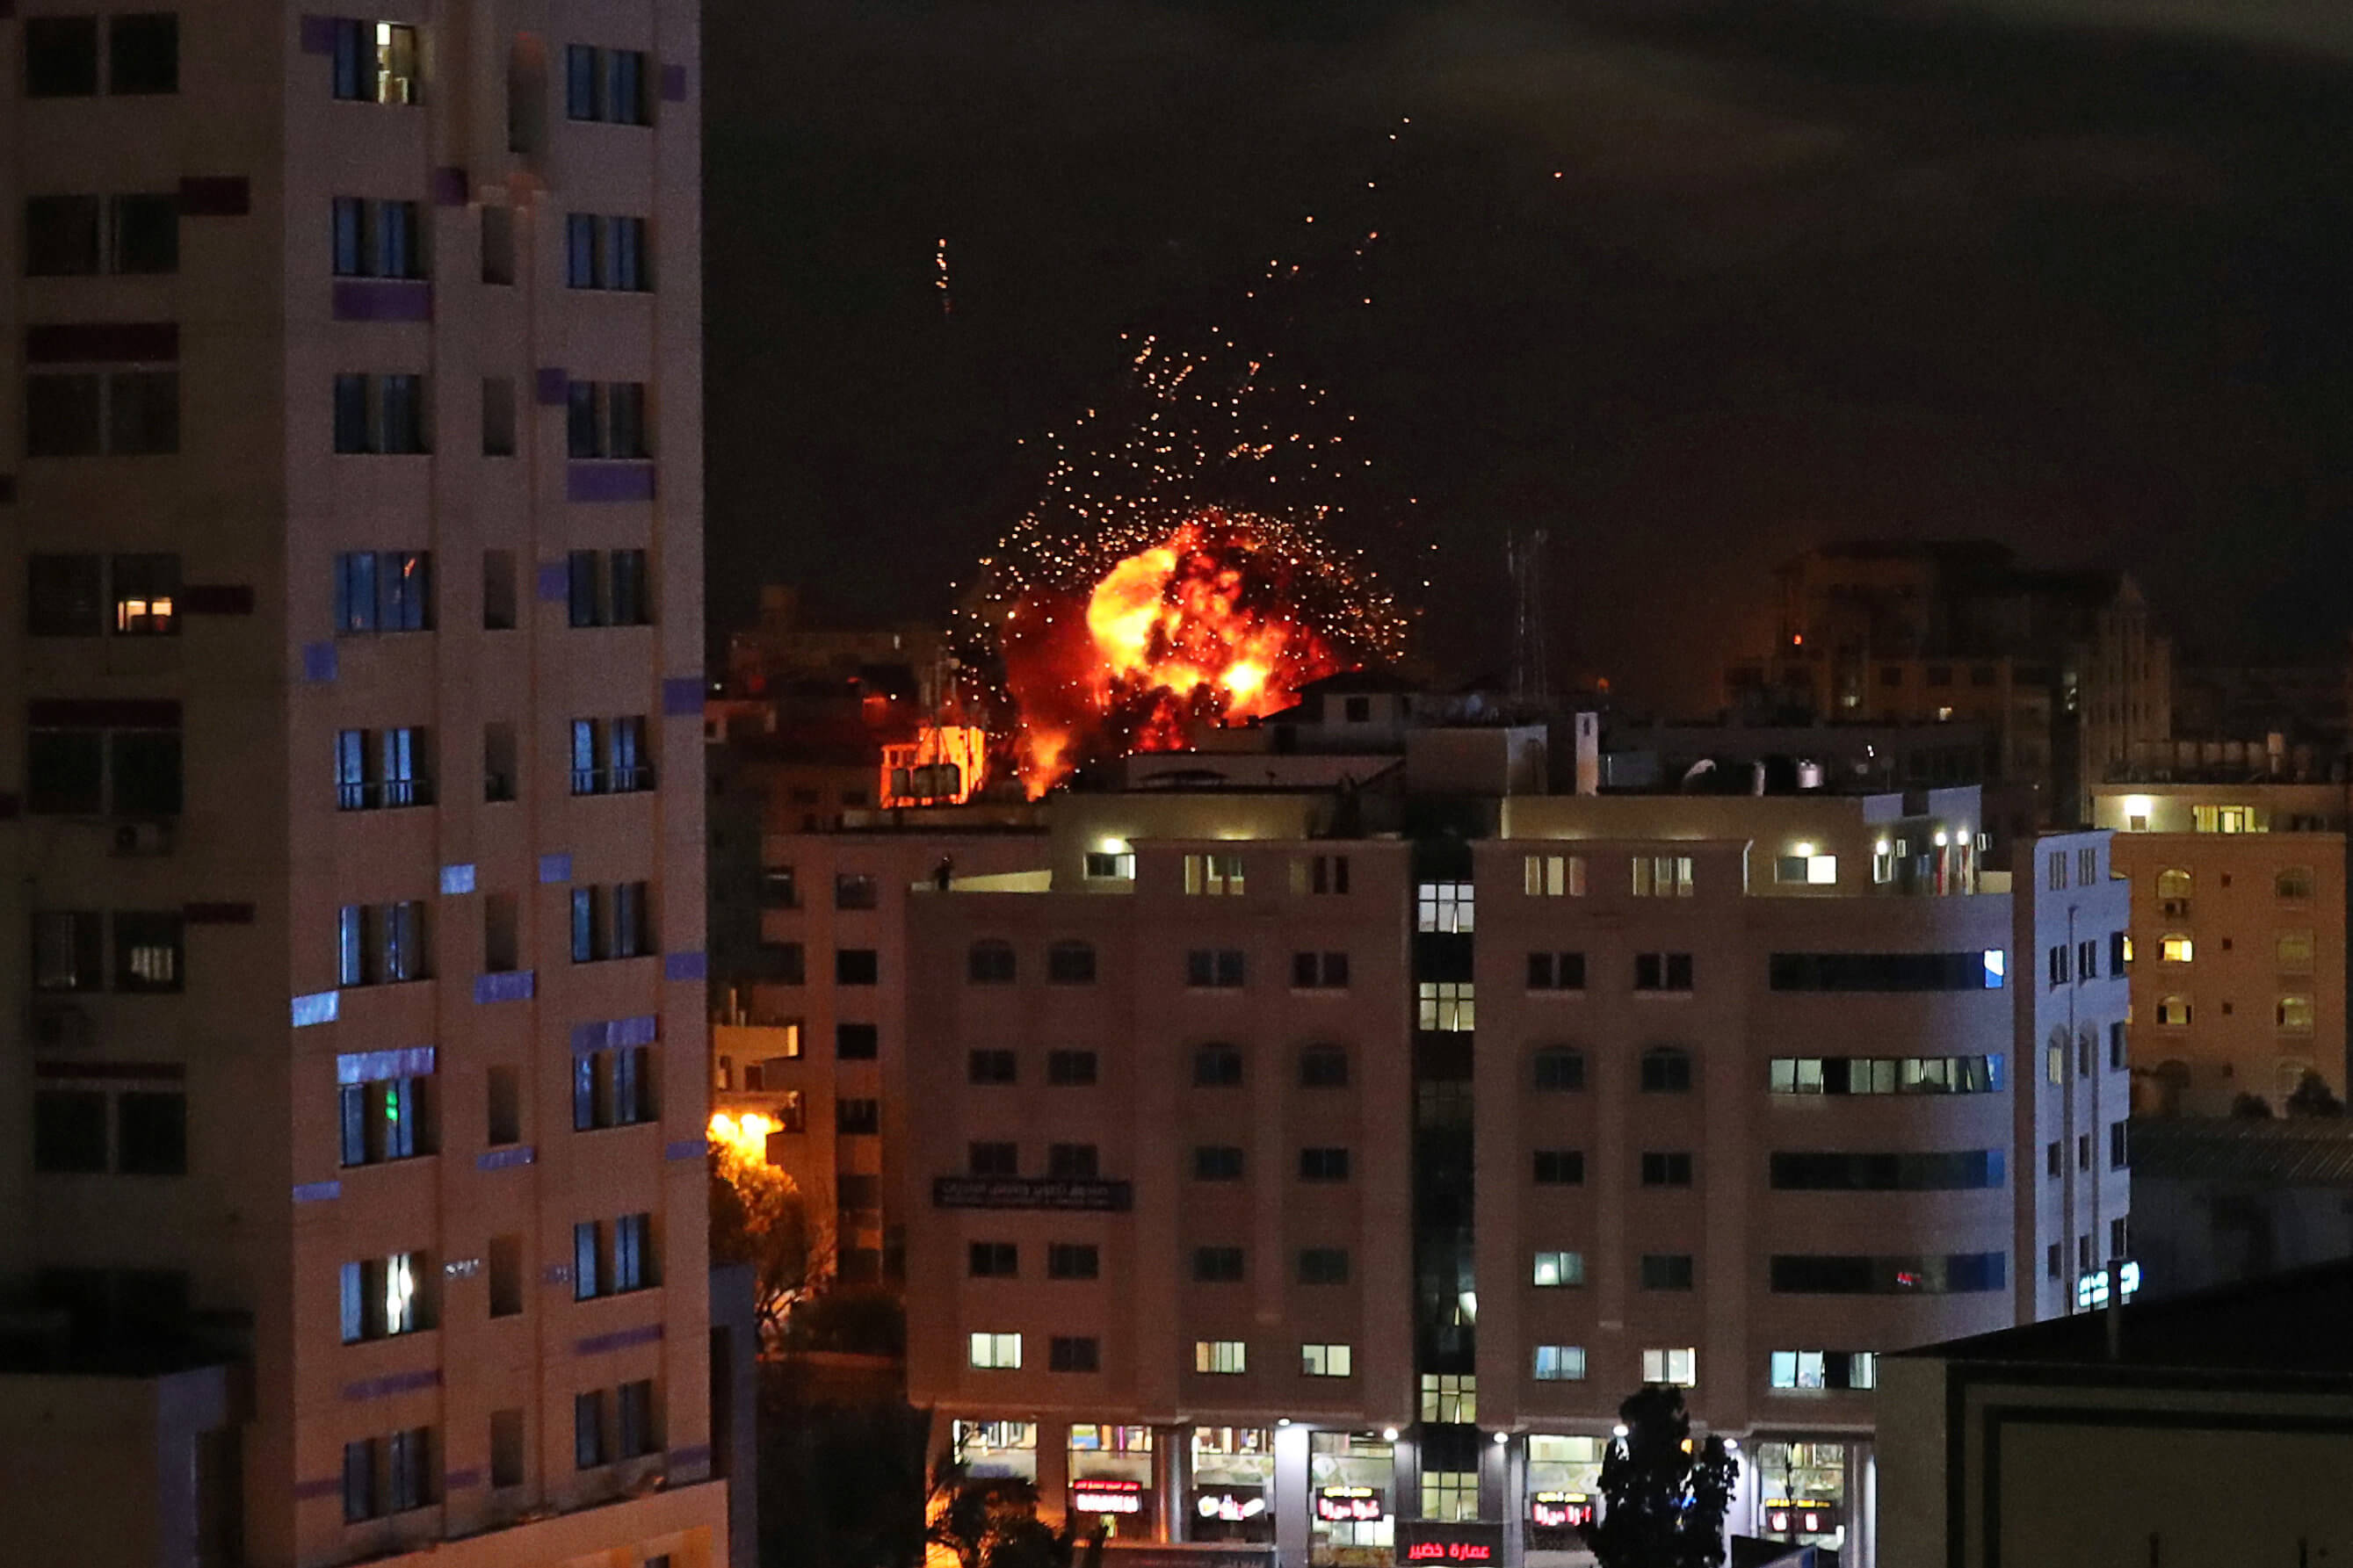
[[1532, 1048, 1585, 1091], [1299, 1247, 1350, 1284], [33, 1089, 108, 1172], [967, 1049, 1016, 1086], [1193, 1045, 1243, 1087], [1640, 1047, 1693, 1093], [1047, 940, 1097, 984], [1299, 1146, 1350, 1181], [1300, 1046, 1349, 1088], [116, 1090, 186, 1174], [2109, 1121, 2128, 1171], [1532, 1149, 1583, 1185], [575, 1391, 608, 1469], [1528, 951, 1586, 990], [27, 554, 103, 635], [1185, 949, 1244, 988], [1048, 1336, 1099, 1373], [111, 193, 178, 272], [967, 1142, 1017, 1176], [108, 13, 178, 94], [1769, 1150, 2006, 1191], [1640, 1151, 1694, 1187], [1769, 1251, 2008, 1294], [836, 1023, 879, 1061], [836, 949, 878, 986], [1046, 1049, 1097, 1087], [1046, 1243, 1098, 1280], [1634, 952, 1694, 992], [1192, 1145, 1243, 1181], [617, 1379, 656, 1458], [967, 1242, 1017, 1279], [836, 1099, 880, 1136], [831, 871, 878, 909], [1640, 1254, 1694, 1290], [967, 940, 1016, 984], [1292, 950, 1350, 988], [25, 195, 102, 275], [25, 372, 104, 457], [1192, 1246, 1245, 1283], [1769, 951, 2000, 992], [332, 550, 434, 633], [1046, 1143, 1097, 1178], [32, 909, 104, 991], [25, 17, 100, 97]]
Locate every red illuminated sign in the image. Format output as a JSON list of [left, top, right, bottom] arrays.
[[1396, 1523, 1504, 1563], [1314, 1487, 1386, 1523], [1072, 1478, 1144, 1515], [1403, 1543, 1492, 1561], [1529, 1492, 1595, 1530]]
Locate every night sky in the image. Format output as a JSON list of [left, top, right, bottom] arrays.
[[703, 0, 2353, 709]]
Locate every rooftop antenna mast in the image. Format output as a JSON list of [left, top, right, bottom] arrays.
[[1509, 529, 1551, 705]]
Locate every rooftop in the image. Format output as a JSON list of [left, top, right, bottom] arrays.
[[2128, 1116, 2353, 1185], [1902, 1254, 2353, 1377]]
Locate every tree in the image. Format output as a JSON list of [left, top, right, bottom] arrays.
[[2231, 1091, 2277, 1119], [1580, 1384, 1739, 1568], [708, 1145, 819, 1340], [2286, 1071, 2345, 1118], [925, 1456, 1104, 1568]]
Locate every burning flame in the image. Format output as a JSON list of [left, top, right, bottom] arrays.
[[708, 1111, 778, 1165], [1002, 510, 1353, 794]]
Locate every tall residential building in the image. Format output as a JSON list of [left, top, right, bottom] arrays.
[[2088, 779, 2350, 1116], [737, 705, 2128, 1568], [2, 7, 726, 1566], [1723, 540, 2171, 825]]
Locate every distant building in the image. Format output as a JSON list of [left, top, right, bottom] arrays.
[[2127, 1116, 2353, 1300], [734, 690, 2131, 1568], [2088, 779, 2349, 1113], [1879, 1258, 2353, 1568], [1724, 541, 2170, 824]]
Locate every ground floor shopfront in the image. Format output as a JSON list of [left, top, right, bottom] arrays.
[[948, 1419, 1875, 1568]]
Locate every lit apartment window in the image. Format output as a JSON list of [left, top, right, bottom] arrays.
[[564, 43, 651, 124], [331, 19, 419, 103], [1640, 1348, 1697, 1387], [1418, 981, 1473, 1030], [2155, 868, 2192, 914], [2278, 866, 2315, 901], [1292, 853, 1350, 894], [1773, 852, 1838, 885], [1194, 1340, 1246, 1375], [332, 550, 432, 633], [1416, 881, 1473, 933], [1768, 1350, 1875, 1391], [1527, 951, 1585, 991], [1531, 1251, 1584, 1288], [1633, 855, 1693, 897], [564, 214, 651, 290], [2156, 994, 2192, 1027], [338, 1071, 429, 1165], [1423, 1470, 1478, 1522], [1301, 1343, 1352, 1377], [969, 1332, 1022, 1370], [1768, 1054, 2003, 1095], [1082, 850, 1134, 881], [339, 1251, 429, 1342], [1533, 1346, 1586, 1382], [2278, 930, 2315, 972], [2280, 995, 2316, 1033], [28, 553, 179, 637], [1523, 853, 1585, 896], [1419, 1372, 1476, 1422], [2158, 933, 2192, 964], [1184, 853, 1246, 895], [2191, 805, 2253, 834]]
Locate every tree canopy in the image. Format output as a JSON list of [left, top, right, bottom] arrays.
[[1581, 1384, 1739, 1568]]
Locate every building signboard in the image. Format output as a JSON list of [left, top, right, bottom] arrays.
[[932, 1177, 1134, 1211]]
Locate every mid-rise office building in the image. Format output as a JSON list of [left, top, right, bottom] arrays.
[[739, 700, 2128, 1568], [2088, 778, 2349, 1115], [2, 4, 725, 1564]]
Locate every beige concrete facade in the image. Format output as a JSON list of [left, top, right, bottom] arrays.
[[2089, 782, 2349, 1115], [2, 3, 723, 1563], [750, 774, 2124, 1568]]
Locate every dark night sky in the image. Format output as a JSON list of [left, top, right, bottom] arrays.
[[703, 0, 2353, 710]]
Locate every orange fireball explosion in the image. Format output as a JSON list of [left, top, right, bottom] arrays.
[[1000, 510, 1372, 793]]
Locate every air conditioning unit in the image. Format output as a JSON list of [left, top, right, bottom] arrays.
[[111, 820, 173, 856], [27, 1001, 92, 1050]]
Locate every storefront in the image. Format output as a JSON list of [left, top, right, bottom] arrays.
[[1309, 1432, 1397, 1568], [956, 1420, 1040, 1481], [1752, 1440, 1848, 1554], [1190, 1427, 1277, 1543], [1070, 1425, 1158, 1536], [1522, 1435, 1604, 1557]]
